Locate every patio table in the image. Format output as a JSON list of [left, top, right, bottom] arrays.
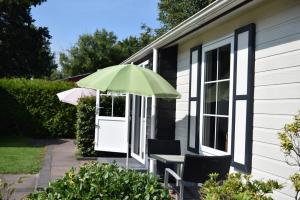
[[149, 154, 185, 164], [149, 154, 185, 180]]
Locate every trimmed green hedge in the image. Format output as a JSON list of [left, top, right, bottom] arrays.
[[76, 97, 96, 156], [28, 162, 172, 200], [0, 78, 77, 138]]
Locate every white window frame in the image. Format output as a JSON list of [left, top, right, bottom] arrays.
[[199, 34, 234, 156]]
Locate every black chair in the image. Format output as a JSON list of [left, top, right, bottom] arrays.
[[164, 154, 232, 200], [147, 139, 181, 178]]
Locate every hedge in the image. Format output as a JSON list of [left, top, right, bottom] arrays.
[[0, 78, 77, 138], [76, 97, 96, 156], [27, 162, 172, 200]]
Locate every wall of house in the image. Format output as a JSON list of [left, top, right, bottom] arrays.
[[175, 0, 300, 199]]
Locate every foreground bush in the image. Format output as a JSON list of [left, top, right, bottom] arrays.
[[76, 97, 96, 156], [278, 112, 300, 199], [201, 173, 282, 200], [0, 78, 76, 138], [28, 162, 172, 200]]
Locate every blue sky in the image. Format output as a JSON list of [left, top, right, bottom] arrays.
[[31, 0, 160, 59]]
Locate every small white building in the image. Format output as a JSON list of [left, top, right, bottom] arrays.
[[95, 0, 300, 199]]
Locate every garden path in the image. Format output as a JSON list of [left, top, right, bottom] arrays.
[[1, 139, 88, 199]]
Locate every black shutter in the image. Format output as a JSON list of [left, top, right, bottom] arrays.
[[187, 45, 202, 153], [231, 23, 255, 173]]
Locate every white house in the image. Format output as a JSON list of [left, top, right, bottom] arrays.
[[95, 0, 300, 199]]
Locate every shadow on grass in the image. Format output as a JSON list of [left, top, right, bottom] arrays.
[[0, 135, 68, 148]]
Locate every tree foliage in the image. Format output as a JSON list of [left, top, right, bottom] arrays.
[[201, 173, 282, 200], [279, 112, 300, 200], [0, 0, 57, 78], [60, 29, 123, 77], [60, 26, 155, 77], [157, 0, 215, 35]]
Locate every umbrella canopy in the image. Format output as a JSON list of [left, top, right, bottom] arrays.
[[56, 88, 96, 105], [77, 64, 181, 98]]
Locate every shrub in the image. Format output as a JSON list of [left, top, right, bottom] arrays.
[[278, 112, 300, 199], [201, 173, 282, 200], [27, 162, 172, 200], [0, 78, 76, 138], [76, 97, 96, 156]]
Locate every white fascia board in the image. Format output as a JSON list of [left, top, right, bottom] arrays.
[[121, 0, 252, 64]]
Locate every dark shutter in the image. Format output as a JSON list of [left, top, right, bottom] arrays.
[[231, 23, 255, 173], [187, 45, 202, 153]]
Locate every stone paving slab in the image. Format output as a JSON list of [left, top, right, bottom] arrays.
[[0, 174, 37, 200]]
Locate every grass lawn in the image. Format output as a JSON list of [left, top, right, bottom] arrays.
[[0, 136, 45, 174]]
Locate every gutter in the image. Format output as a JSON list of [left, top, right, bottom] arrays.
[[121, 0, 254, 64]]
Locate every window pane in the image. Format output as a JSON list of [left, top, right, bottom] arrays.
[[113, 96, 126, 117], [205, 49, 217, 82], [202, 116, 215, 148], [218, 44, 231, 80], [204, 83, 216, 114], [216, 117, 228, 151], [99, 95, 112, 116], [217, 81, 229, 115]]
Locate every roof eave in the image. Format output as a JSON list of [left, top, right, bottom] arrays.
[[121, 0, 252, 64]]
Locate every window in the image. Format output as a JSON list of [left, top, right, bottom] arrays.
[[200, 37, 233, 154], [98, 93, 126, 117]]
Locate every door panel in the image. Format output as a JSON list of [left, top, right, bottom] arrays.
[[95, 93, 129, 153]]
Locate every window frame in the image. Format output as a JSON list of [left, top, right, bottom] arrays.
[[199, 35, 234, 156]]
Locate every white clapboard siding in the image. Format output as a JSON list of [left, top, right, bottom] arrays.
[[256, 33, 300, 59], [252, 155, 298, 181], [177, 69, 189, 78], [255, 50, 300, 73], [252, 141, 286, 162], [255, 66, 300, 86], [175, 110, 188, 120], [254, 83, 300, 100], [252, 4, 300, 199], [256, 16, 300, 46], [177, 75, 190, 85], [252, 127, 281, 145], [253, 114, 294, 130], [254, 99, 300, 115], [176, 102, 188, 111], [252, 168, 295, 199]]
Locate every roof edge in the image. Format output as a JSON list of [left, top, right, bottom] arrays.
[[121, 0, 252, 64]]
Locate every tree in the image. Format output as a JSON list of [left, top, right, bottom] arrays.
[[117, 24, 156, 59], [59, 29, 124, 77], [60, 26, 155, 77], [157, 0, 215, 35], [0, 0, 57, 78], [279, 112, 300, 200]]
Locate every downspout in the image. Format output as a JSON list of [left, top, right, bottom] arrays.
[[149, 48, 158, 173]]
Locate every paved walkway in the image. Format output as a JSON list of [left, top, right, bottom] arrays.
[[0, 139, 87, 199], [50, 139, 86, 181], [37, 139, 88, 189]]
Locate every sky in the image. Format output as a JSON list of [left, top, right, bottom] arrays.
[[31, 0, 160, 61]]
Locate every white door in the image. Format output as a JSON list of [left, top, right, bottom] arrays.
[[94, 91, 130, 153], [131, 95, 148, 164]]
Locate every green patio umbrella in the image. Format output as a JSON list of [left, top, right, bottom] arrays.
[[77, 64, 181, 98]]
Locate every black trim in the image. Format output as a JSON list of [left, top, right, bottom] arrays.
[[231, 23, 255, 174], [187, 45, 202, 153], [161, 0, 254, 49]]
